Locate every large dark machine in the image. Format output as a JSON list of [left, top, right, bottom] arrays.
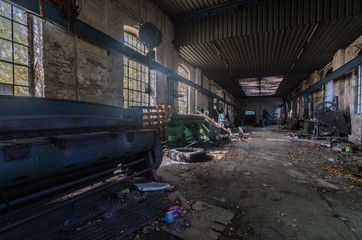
[[0, 96, 162, 208], [313, 101, 349, 139]]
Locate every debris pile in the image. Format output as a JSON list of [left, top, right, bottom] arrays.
[[324, 162, 362, 185]]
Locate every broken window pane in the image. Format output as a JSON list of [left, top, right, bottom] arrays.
[[14, 85, 29, 96], [13, 22, 28, 45], [0, 1, 11, 19], [0, 16, 11, 40], [14, 43, 28, 65], [13, 6, 26, 25], [0, 38, 12, 61], [0, 61, 13, 84], [14, 65, 28, 86]]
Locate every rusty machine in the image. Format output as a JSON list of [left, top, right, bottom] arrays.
[[312, 101, 349, 140], [0, 96, 163, 210]]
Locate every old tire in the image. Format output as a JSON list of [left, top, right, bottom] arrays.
[[169, 148, 206, 162]]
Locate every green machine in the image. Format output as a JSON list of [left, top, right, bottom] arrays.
[[165, 112, 210, 147]]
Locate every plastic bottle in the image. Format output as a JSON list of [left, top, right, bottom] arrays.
[[161, 211, 174, 223]]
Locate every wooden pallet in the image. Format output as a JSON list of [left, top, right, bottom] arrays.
[[140, 105, 177, 142]]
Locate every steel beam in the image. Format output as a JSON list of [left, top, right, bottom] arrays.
[[171, 0, 269, 24], [291, 54, 362, 100], [7, 0, 234, 106]]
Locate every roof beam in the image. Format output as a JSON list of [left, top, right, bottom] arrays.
[[290, 54, 362, 100], [173, 0, 362, 47], [171, 0, 269, 24]]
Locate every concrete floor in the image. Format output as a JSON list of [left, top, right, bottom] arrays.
[[157, 127, 362, 240]]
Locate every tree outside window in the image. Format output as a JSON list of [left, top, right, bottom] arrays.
[[123, 32, 155, 107], [0, 0, 30, 96]]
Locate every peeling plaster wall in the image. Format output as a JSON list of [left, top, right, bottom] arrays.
[[32, 0, 234, 113], [291, 35, 362, 144]]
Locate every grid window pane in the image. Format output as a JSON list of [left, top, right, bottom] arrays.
[[13, 22, 28, 45], [0, 1, 11, 18], [0, 0, 30, 97], [14, 65, 28, 86], [0, 61, 13, 84], [0, 16, 12, 40], [12, 6, 26, 25], [0, 83, 12, 95], [14, 85, 29, 96], [0, 38, 12, 61], [14, 43, 28, 65], [123, 32, 155, 108]]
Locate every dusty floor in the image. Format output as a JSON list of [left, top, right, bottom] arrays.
[[156, 127, 362, 240]]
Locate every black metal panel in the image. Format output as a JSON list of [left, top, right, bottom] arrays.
[[171, 0, 362, 46]]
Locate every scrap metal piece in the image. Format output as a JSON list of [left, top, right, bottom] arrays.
[[314, 101, 348, 134]]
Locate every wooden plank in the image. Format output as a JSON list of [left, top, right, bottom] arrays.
[[196, 110, 233, 135]]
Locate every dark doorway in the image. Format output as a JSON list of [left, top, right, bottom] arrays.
[[245, 111, 256, 125]]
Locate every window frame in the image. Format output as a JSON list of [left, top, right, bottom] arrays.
[[0, 0, 31, 96], [324, 80, 333, 102], [177, 65, 189, 114], [357, 64, 362, 113], [122, 32, 155, 108]]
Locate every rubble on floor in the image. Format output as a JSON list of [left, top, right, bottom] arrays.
[[151, 127, 362, 239]]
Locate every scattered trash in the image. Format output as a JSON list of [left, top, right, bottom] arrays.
[[162, 206, 182, 224], [117, 188, 130, 198], [167, 206, 182, 218], [134, 182, 170, 191], [161, 211, 174, 223], [329, 158, 335, 162], [345, 145, 354, 153], [63, 219, 72, 226]]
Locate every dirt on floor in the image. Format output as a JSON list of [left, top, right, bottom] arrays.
[[151, 126, 362, 240]]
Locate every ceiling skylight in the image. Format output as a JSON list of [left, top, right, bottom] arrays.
[[238, 76, 283, 96]]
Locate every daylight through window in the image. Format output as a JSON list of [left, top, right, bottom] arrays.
[[177, 65, 189, 114], [0, 0, 30, 96], [123, 32, 155, 107]]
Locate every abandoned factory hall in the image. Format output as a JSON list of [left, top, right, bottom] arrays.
[[1, 0, 362, 239]]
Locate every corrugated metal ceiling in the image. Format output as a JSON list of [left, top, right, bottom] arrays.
[[153, 0, 362, 99], [151, 0, 238, 17]]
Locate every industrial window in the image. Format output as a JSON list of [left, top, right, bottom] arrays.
[[324, 80, 333, 102], [177, 65, 189, 114], [357, 64, 362, 113], [123, 32, 155, 107], [0, 0, 30, 96]]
